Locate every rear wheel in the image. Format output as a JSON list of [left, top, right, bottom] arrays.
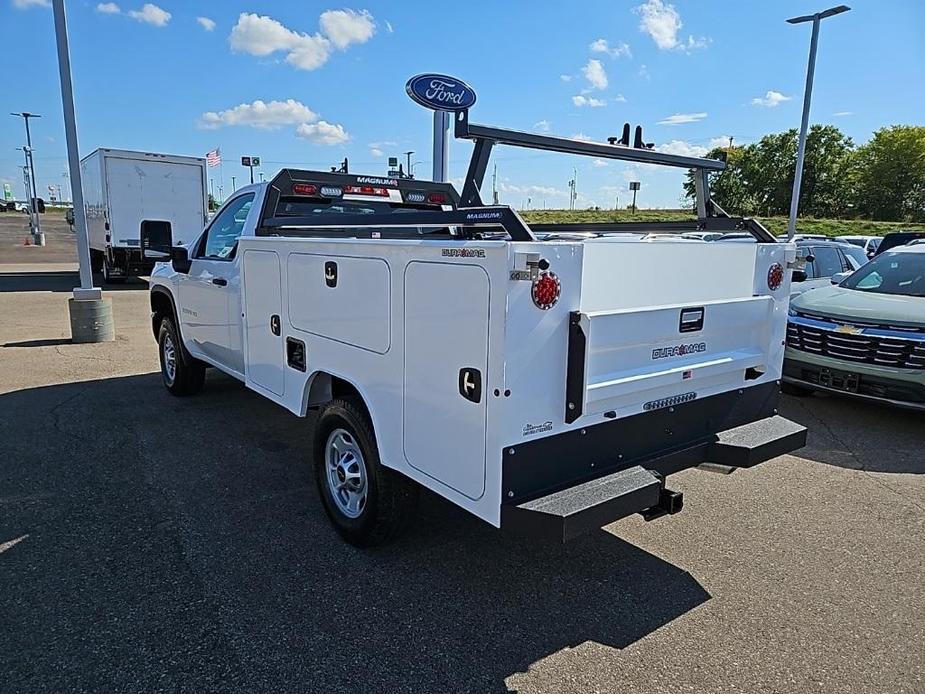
[[314, 398, 418, 546], [158, 317, 205, 396], [101, 256, 126, 285]]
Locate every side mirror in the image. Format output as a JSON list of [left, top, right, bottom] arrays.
[[34, 197, 46, 214], [171, 246, 192, 274], [791, 269, 807, 283], [831, 271, 850, 285], [141, 220, 173, 260], [65, 208, 75, 226]]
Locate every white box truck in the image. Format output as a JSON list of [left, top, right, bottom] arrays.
[[80, 148, 208, 282], [141, 106, 807, 547]]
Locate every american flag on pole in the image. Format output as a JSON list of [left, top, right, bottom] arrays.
[[206, 148, 222, 168]]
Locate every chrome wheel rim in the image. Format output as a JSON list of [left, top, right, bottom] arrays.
[[162, 334, 177, 384], [325, 428, 368, 519]]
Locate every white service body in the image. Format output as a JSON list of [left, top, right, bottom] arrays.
[[150, 181, 795, 528]]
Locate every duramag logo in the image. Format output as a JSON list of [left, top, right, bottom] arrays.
[[652, 342, 707, 360]]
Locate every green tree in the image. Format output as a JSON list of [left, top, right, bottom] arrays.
[[853, 125, 925, 221], [685, 125, 855, 218]]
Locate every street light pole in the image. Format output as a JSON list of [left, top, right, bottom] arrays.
[[11, 112, 44, 245], [52, 0, 114, 343], [785, 5, 850, 240]]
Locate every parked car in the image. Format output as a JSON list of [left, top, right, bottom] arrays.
[[783, 243, 925, 410], [776, 233, 829, 242], [874, 230, 925, 256], [836, 234, 881, 258], [681, 231, 724, 241], [791, 240, 869, 296]]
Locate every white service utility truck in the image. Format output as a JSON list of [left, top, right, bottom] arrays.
[[81, 148, 208, 282], [143, 108, 806, 546]]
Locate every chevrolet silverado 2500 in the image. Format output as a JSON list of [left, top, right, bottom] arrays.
[[143, 107, 806, 546]]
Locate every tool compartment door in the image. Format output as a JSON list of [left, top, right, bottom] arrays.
[[242, 249, 285, 396], [402, 262, 490, 500], [574, 296, 774, 417]]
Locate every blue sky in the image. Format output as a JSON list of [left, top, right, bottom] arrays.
[[2, 0, 923, 209]]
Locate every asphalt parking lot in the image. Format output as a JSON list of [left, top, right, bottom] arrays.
[[1, 213, 923, 693]]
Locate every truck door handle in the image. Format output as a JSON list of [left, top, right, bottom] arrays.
[[458, 368, 482, 403], [212, 277, 228, 286]]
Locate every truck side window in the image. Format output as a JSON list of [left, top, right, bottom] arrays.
[[810, 246, 843, 278], [201, 193, 255, 259]]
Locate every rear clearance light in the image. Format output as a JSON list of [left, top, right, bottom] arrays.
[[427, 192, 447, 204], [531, 271, 561, 310], [767, 263, 784, 291], [292, 183, 318, 196], [344, 185, 391, 197]]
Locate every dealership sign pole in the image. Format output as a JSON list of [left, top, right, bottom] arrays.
[[52, 0, 115, 342], [406, 74, 477, 183]]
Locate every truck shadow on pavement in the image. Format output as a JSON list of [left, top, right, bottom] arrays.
[[0, 270, 147, 293], [780, 393, 924, 475], [1, 371, 710, 693]]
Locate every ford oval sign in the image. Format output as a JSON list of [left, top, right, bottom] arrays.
[[405, 73, 477, 112]]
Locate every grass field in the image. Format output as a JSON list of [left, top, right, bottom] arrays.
[[520, 209, 919, 238]]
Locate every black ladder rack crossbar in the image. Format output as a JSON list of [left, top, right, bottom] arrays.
[[453, 109, 725, 209]]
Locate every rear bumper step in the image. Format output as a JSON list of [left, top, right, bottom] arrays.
[[501, 414, 806, 542]]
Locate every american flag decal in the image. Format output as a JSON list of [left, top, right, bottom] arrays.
[[206, 148, 221, 167]]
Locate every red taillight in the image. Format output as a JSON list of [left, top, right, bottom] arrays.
[[292, 183, 318, 196], [344, 185, 390, 197], [767, 263, 784, 291], [531, 271, 561, 310], [427, 192, 446, 204]]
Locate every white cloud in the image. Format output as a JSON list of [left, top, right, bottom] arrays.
[[832, 111, 853, 117], [658, 140, 708, 157], [367, 140, 395, 157], [613, 94, 627, 103], [634, 0, 708, 52], [638, 63, 650, 80], [582, 58, 608, 90], [501, 182, 564, 198], [385, 20, 393, 33], [751, 90, 791, 108], [96, 2, 121, 14], [319, 9, 375, 49], [196, 16, 216, 31], [534, 120, 551, 133], [560, 74, 574, 82], [13, 0, 49, 7], [589, 38, 631, 58], [128, 3, 170, 27], [230, 13, 332, 70], [229, 10, 375, 72], [572, 95, 606, 108], [570, 132, 593, 142], [592, 159, 609, 168], [296, 121, 350, 145], [369, 147, 384, 157], [658, 112, 707, 125], [199, 99, 317, 130]]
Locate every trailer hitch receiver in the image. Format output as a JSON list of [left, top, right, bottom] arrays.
[[640, 475, 684, 521]]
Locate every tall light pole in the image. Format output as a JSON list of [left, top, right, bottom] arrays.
[[11, 112, 44, 245], [53, 0, 114, 343], [785, 5, 850, 240]]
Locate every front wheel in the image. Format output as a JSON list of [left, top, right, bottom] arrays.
[[158, 317, 205, 396], [314, 398, 418, 546]]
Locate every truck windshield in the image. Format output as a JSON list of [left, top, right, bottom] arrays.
[[841, 252, 925, 297]]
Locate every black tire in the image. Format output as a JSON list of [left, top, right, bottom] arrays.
[[158, 317, 205, 396], [314, 398, 418, 547], [782, 381, 814, 397], [101, 257, 126, 285]]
